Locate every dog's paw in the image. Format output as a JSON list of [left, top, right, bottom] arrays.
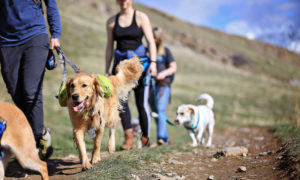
[[91, 155, 101, 164], [205, 143, 212, 147], [82, 161, 93, 170], [108, 145, 116, 154], [108, 147, 115, 154], [190, 143, 198, 147]]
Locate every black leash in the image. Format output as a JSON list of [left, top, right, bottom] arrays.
[[55, 47, 82, 98]]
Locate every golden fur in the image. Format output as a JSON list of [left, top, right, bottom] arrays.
[[0, 102, 48, 180], [66, 57, 142, 170]]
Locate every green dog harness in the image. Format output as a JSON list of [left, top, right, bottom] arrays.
[[95, 74, 114, 98]]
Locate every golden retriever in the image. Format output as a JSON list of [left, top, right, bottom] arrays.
[[0, 102, 48, 180], [66, 57, 142, 170]]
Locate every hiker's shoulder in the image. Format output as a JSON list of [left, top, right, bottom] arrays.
[[106, 14, 118, 27], [135, 10, 149, 22]]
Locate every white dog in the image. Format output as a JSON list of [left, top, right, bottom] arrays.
[[174, 93, 215, 147]]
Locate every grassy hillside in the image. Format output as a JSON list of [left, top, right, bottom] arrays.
[[0, 0, 300, 178]]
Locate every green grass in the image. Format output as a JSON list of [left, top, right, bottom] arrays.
[[76, 144, 197, 180], [0, 0, 300, 178], [76, 146, 172, 179]]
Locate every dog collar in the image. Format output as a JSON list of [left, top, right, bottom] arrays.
[[184, 109, 200, 130]]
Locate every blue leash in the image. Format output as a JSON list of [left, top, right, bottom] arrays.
[[139, 57, 151, 73], [0, 119, 7, 161]]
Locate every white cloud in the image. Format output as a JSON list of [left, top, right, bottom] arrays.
[[288, 40, 300, 53], [246, 32, 256, 40], [224, 20, 259, 38]]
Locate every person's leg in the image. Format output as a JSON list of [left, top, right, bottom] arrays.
[[21, 34, 49, 139], [119, 99, 135, 150], [155, 85, 170, 143], [1, 34, 52, 159], [120, 100, 132, 130], [134, 74, 151, 146], [22, 34, 53, 160], [0, 46, 24, 110]]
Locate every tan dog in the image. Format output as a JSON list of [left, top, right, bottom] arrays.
[[0, 102, 48, 180], [66, 57, 142, 170]]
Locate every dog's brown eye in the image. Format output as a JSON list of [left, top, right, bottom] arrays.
[[180, 112, 184, 116], [70, 84, 74, 88], [82, 84, 87, 88]]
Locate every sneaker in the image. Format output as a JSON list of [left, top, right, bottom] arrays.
[[157, 139, 170, 146], [38, 127, 53, 161]]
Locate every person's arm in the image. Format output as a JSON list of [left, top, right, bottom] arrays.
[[105, 16, 115, 76], [138, 11, 157, 76], [157, 48, 177, 80], [156, 62, 177, 80], [44, 0, 61, 49]]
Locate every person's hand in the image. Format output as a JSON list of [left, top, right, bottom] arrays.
[[50, 38, 60, 50], [156, 72, 166, 80], [149, 62, 157, 77]]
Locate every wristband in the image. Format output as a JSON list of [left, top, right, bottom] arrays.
[[150, 60, 156, 63]]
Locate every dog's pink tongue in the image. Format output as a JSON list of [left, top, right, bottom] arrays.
[[73, 101, 84, 112]]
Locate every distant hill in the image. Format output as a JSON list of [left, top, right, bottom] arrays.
[[80, 0, 300, 84]]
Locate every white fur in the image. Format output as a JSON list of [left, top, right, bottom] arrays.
[[175, 93, 215, 147]]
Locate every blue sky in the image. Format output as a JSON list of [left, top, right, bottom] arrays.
[[135, 0, 300, 53]]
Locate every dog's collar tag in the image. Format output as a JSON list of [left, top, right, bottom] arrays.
[[88, 128, 96, 139]]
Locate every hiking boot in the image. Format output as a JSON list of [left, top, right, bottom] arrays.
[[120, 129, 135, 150], [38, 127, 53, 161]]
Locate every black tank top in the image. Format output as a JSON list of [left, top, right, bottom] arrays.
[[113, 11, 143, 52]]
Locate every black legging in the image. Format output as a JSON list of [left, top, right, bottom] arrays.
[[120, 73, 151, 137]]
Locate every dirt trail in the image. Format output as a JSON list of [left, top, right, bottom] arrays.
[[4, 127, 291, 180], [144, 127, 290, 180]]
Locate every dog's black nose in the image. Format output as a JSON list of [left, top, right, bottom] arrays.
[[72, 94, 79, 101]]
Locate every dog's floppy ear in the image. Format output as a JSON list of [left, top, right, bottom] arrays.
[[93, 76, 104, 97], [188, 106, 195, 116], [66, 77, 73, 98]]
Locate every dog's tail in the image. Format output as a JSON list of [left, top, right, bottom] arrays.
[[196, 93, 214, 109], [114, 56, 143, 101]]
